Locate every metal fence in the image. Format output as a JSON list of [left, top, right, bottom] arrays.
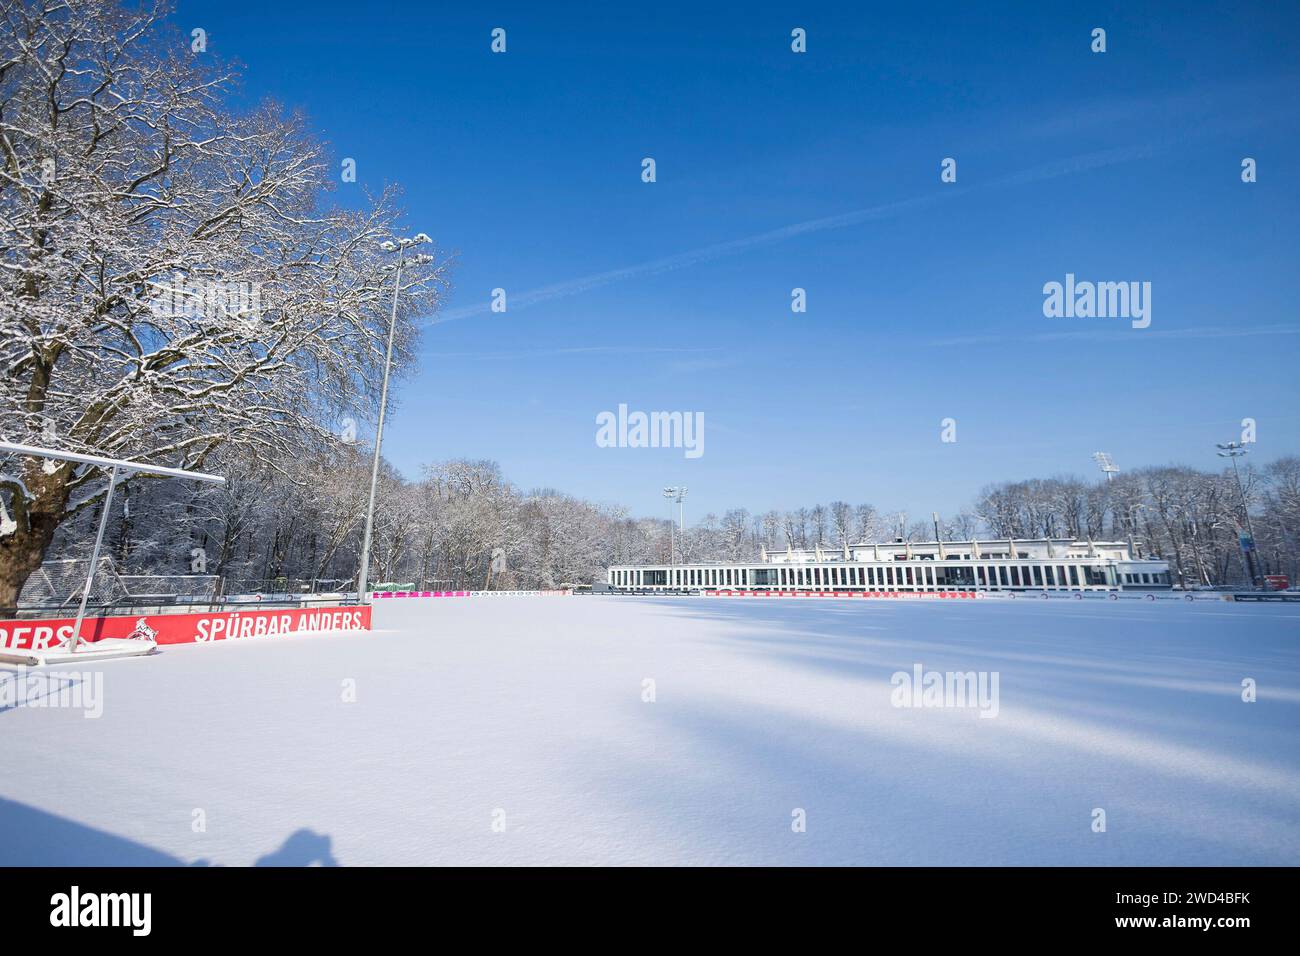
[[6, 559, 354, 618], [9, 562, 598, 617], [16, 558, 218, 610]]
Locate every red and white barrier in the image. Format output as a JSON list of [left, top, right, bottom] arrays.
[[702, 590, 982, 599], [371, 589, 571, 598], [374, 591, 472, 598], [0, 605, 371, 654]]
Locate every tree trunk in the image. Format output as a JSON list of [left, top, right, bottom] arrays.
[[0, 467, 73, 616]]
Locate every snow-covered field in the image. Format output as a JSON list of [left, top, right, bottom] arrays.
[[2, 595, 1298, 866]]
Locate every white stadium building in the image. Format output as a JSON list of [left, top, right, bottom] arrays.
[[607, 538, 1172, 594]]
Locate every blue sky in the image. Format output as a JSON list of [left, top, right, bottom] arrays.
[[177, 0, 1299, 522]]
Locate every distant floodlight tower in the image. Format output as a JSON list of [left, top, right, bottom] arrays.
[[662, 487, 676, 565], [663, 486, 688, 566], [1216, 441, 1260, 587], [357, 232, 432, 604], [1092, 452, 1119, 482]]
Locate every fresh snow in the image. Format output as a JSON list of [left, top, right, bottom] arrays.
[[1, 596, 1298, 866]]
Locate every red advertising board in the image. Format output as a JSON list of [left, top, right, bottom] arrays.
[[703, 590, 980, 599], [0, 605, 371, 653]]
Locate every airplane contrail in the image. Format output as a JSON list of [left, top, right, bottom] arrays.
[[430, 143, 1154, 326]]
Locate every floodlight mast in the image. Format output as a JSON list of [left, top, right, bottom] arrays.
[[0, 441, 224, 654], [663, 486, 687, 568], [1216, 441, 1260, 587], [662, 487, 676, 565], [1092, 452, 1119, 482], [357, 232, 432, 604]]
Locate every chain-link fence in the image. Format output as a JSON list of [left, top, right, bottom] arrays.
[[219, 578, 354, 601], [8, 561, 380, 618], [13, 558, 218, 615]]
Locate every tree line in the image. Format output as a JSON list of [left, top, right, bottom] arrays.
[[26, 446, 1299, 595]]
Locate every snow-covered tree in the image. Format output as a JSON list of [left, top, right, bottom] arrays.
[[0, 0, 446, 608]]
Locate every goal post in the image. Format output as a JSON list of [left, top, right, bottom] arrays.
[[0, 440, 224, 664]]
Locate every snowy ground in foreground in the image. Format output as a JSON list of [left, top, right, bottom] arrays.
[[2, 596, 1298, 866]]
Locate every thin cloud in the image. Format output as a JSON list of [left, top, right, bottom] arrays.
[[666, 356, 742, 374], [1020, 73, 1296, 142], [931, 324, 1300, 348], [429, 144, 1154, 326], [428, 345, 725, 359]]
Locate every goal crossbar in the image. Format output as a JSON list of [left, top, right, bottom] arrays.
[[0, 440, 225, 484], [1, 440, 224, 664]]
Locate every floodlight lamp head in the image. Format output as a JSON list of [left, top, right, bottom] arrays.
[[379, 241, 397, 252]]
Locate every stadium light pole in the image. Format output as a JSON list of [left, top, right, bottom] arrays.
[[1216, 441, 1260, 588], [662, 488, 677, 565], [1092, 452, 1118, 482], [356, 233, 431, 603], [674, 487, 688, 561]]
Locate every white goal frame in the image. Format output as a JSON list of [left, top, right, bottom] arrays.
[[0, 440, 224, 664]]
